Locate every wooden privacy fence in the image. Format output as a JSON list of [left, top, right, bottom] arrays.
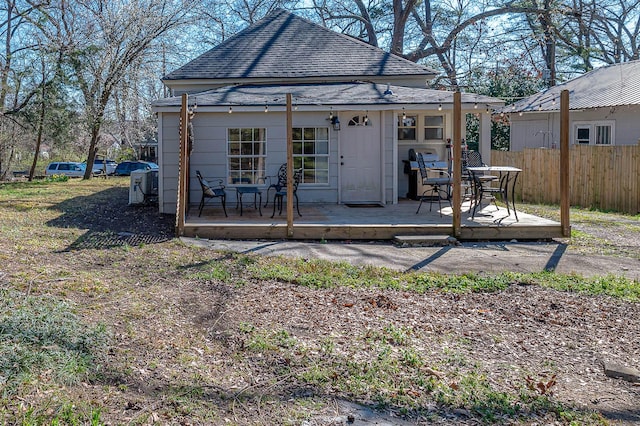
[[492, 145, 640, 214]]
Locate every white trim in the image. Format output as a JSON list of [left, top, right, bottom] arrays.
[[157, 112, 164, 213], [392, 111, 398, 203]]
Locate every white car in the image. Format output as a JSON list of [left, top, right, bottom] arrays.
[[45, 162, 86, 177], [91, 158, 118, 175]]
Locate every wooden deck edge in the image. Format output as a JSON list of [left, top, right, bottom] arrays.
[[182, 223, 564, 241], [458, 224, 565, 241]]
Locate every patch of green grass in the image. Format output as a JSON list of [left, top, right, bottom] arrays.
[[243, 327, 297, 352], [17, 401, 104, 426], [247, 257, 403, 289], [0, 289, 109, 395], [186, 260, 233, 282], [518, 271, 640, 301], [0, 289, 109, 424], [233, 324, 604, 424], [243, 254, 639, 300]]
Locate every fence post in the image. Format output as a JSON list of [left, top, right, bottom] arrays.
[[560, 90, 570, 237]]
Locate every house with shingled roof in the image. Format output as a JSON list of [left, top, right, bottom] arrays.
[[505, 60, 640, 150], [152, 9, 504, 216]]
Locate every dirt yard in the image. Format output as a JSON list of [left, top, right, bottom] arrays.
[[3, 179, 639, 425]]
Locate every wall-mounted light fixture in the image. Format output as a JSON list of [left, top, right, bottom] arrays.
[[188, 97, 198, 115], [330, 116, 341, 131], [328, 108, 340, 130]]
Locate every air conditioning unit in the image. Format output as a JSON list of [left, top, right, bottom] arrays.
[[129, 169, 159, 205]]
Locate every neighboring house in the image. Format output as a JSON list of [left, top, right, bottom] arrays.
[[505, 60, 640, 151], [153, 9, 503, 215]]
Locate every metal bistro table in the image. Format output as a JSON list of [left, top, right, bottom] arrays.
[[235, 186, 262, 216], [467, 166, 522, 221]]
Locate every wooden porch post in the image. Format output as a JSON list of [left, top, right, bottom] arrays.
[[286, 93, 294, 237], [560, 89, 571, 237], [175, 93, 189, 237], [452, 91, 462, 237]]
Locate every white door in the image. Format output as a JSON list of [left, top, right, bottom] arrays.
[[339, 112, 382, 203]]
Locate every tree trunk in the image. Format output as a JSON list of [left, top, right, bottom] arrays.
[[29, 84, 46, 181], [541, 0, 556, 86]]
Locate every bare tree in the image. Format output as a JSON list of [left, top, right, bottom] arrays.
[[40, 0, 190, 179], [0, 0, 51, 177]]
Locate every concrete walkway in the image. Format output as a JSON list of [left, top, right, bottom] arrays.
[[181, 238, 640, 280]]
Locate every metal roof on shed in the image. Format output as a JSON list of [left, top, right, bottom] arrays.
[[505, 60, 640, 113]]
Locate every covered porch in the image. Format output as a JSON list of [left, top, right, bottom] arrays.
[[183, 198, 563, 241]]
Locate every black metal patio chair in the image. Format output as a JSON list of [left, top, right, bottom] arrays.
[[469, 169, 506, 219], [270, 167, 302, 218], [263, 163, 287, 207], [416, 152, 452, 216], [196, 170, 227, 217]]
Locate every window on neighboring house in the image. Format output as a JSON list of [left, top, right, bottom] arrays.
[[397, 115, 417, 140], [575, 126, 590, 145], [293, 127, 329, 184], [227, 128, 266, 184], [574, 121, 615, 145], [595, 125, 612, 145], [424, 115, 445, 140]]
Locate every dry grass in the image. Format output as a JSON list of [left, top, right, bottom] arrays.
[[0, 178, 638, 425]]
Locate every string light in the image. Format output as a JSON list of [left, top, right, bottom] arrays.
[[438, 103, 442, 111], [474, 102, 478, 109], [364, 111, 369, 125], [228, 106, 233, 114], [264, 104, 268, 113], [402, 107, 406, 120]]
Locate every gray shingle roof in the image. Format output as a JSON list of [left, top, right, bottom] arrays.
[[153, 82, 503, 108], [506, 60, 640, 113], [163, 9, 436, 82]]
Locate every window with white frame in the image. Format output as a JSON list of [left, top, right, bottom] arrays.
[[575, 125, 590, 145], [397, 115, 417, 140], [292, 127, 329, 184], [398, 113, 445, 142], [573, 121, 614, 145], [595, 124, 612, 144], [424, 115, 445, 140], [227, 128, 266, 184]]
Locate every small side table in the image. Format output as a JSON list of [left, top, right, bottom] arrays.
[[236, 187, 262, 216]]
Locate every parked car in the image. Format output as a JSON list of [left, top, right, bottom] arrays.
[[45, 162, 86, 177], [91, 158, 118, 175], [114, 161, 159, 176]]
